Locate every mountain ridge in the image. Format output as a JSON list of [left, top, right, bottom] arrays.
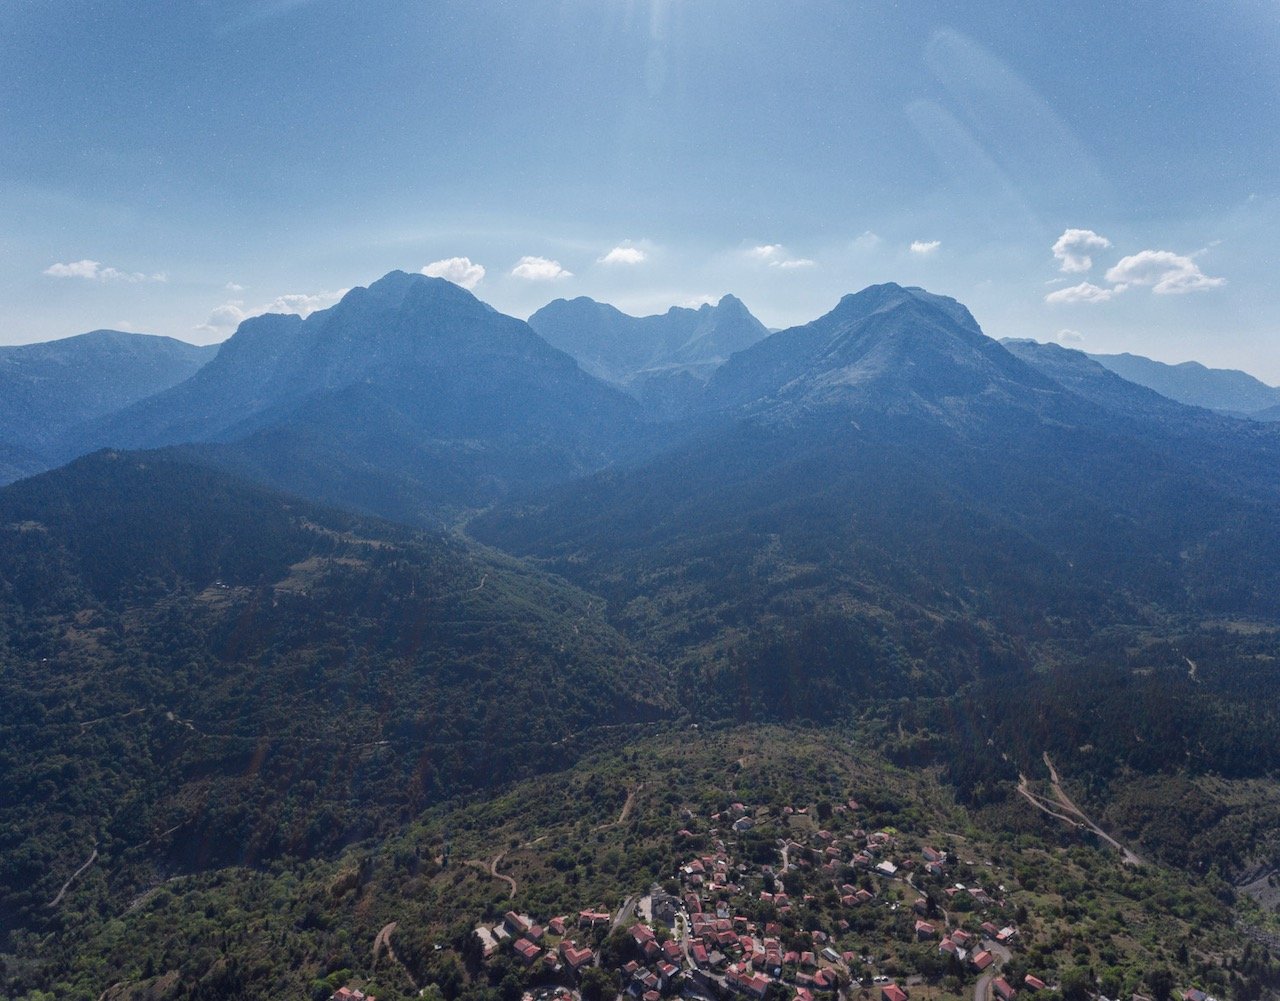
[[1088, 348, 1280, 416], [0, 330, 215, 482]]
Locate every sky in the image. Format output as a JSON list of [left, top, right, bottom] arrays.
[[2, 0, 1279, 378]]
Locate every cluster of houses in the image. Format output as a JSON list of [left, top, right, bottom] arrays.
[[472, 795, 1065, 1001], [475, 910, 604, 976]]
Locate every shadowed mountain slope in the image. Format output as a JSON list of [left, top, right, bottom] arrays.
[[0, 330, 214, 482]]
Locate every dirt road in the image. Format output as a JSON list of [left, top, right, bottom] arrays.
[[1018, 754, 1144, 867]]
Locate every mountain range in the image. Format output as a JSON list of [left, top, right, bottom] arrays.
[[50, 273, 652, 523], [5, 271, 1280, 1000], [1088, 349, 1280, 418]]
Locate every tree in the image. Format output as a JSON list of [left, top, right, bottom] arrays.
[[1147, 967, 1175, 1001], [579, 965, 616, 1001], [1060, 966, 1093, 1001]]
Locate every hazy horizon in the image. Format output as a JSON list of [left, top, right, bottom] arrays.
[[3, 1, 1278, 377]]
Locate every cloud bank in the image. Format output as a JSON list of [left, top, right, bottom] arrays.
[[44, 260, 166, 283], [749, 244, 816, 269], [599, 245, 647, 266], [1051, 229, 1111, 273], [1045, 233, 1224, 303], [1044, 282, 1115, 304], [910, 240, 941, 255], [422, 257, 486, 289], [511, 256, 572, 281], [197, 288, 347, 337], [1105, 250, 1225, 295]]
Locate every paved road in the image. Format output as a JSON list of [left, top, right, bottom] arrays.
[[973, 940, 1012, 1001]]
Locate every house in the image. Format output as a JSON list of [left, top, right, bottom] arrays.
[[726, 965, 771, 999], [513, 939, 542, 966], [875, 861, 898, 877], [691, 942, 709, 967], [631, 922, 656, 946], [548, 916, 567, 936], [915, 920, 936, 941], [504, 911, 532, 936], [938, 937, 957, 956], [474, 927, 501, 959], [1183, 991, 1207, 1001], [980, 922, 1001, 938], [971, 950, 994, 972], [579, 910, 611, 929], [922, 846, 942, 863], [950, 929, 973, 947], [733, 816, 756, 832], [653, 891, 680, 926], [1024, 975, 1047, 991], [333, 989, 376, 1001], [559, 941, 594, 972], [992, 978, 1016, 1001], [881, 985, 909, 1001], [996, 926, 1017, 944]]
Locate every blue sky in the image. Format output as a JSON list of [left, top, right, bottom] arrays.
[[3, 0, 1278, 378]]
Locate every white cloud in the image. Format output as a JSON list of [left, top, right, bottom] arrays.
[[421, 256, 486, 289], [44, 259, 166, 283], [225, 282, 245, 292], [1051, 228, 1112, 273], [1054, 328, 1084, 346], [1044, 281, 1116, 304], [1105, 250, 1225, 295], [511, 256, 573, 281], [599, 245, 647, 266], [910, 240, 941, 255], [747, 244, 816, 269], [851, 230, 882, 251], [680, 294, 720, 308], [196, 288, 347, 337]]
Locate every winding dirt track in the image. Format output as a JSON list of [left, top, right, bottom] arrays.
[[374, 920, 420, 990], [48, 847, 98, 908], [467, 853, 517, 897], [1017, 754, 1145, 867]]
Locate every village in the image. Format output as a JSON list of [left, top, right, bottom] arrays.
[[462, 796, 1053, 1001]]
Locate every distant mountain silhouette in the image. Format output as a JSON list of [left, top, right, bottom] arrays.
[[528, 294, 768, 417], [75, 272, 647, 522], [0, 330, 214, 482], [1088, 350, 1280, 417]]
